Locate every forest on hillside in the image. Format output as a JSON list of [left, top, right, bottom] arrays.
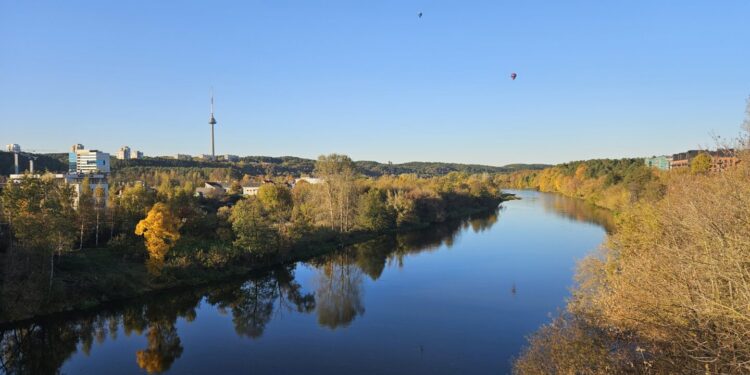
[[0, 151, 548, 179]]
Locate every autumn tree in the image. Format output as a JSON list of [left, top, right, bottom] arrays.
[[257, 184, 293, 223], [690, 152, 712, 174], [135, 203, 182, 262], [315, 154, 359, 232], [229, 198, 277, 255], [118, 183, 154, 233], [0, 175, 77, 285], [93, 184, 106, 247], [356, 188, 395, 231], [77, 177, 95, 249]]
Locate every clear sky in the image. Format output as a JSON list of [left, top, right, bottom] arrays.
[[1, 1, 749, 165]]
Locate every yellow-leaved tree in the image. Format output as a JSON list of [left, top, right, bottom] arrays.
[[135, 203, 182, 261]]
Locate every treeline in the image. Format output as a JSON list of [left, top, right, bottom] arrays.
[[0, 154, 508, 322], [496, 158, 667, 211], [112, 156, 548, 178], [1, 151, 549, 180], [514, 151, 750, 374]]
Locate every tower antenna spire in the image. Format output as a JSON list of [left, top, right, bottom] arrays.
[[209, 87, 217, 159]]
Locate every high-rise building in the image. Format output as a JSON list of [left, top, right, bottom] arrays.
[[117, 146, 144, 160], [117, 146, 131, 160], [6, 144, 21, 152]]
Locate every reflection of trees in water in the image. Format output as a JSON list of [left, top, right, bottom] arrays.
[[0, 323, 80, 375], [314, 254, 365, 329], [136, 322, 183, 374], [205, 265, 315, 339], [307, 208, 501, 328], [0, 209, 503, 373], [0, 265, 312, 374], [537, 193, 615, 232]]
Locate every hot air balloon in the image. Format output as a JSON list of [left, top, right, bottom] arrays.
[[418, 12, 423, 18], [510, 72, 517, 80]]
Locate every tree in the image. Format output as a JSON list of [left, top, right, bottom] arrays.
[[315, 154, 358, 232], [77, 177, 95, 250], [257, 184, 293, 223], [135, 203, 182, 262], [228, 181, 242, 195], [356, 188, 395, 231], [690, 152, 712, 174], [119, 183, 154, 233], [0, 175, 77, 286], [229, 198, 277, 255], [93, 184, 106, 247]]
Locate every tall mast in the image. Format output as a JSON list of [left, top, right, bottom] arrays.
[[209, 88, 217, 159]]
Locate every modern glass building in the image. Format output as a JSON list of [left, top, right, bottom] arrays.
[[69, 148, 111, 174]]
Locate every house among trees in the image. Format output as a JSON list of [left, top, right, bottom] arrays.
[[194, 182, 226, 198]]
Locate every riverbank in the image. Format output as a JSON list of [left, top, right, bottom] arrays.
[[0, 195, 512, 325]]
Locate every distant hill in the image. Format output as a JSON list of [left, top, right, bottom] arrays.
[[0, 152, 549, 178], [113, 156, 549, 177], [0, 151, 68, 175]]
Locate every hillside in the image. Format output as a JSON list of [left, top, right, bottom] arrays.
[[0, 152, 549, 179], [113, 156, 548, 177], [0, 151, 68, 175]]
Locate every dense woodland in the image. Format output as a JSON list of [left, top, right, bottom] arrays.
[[496, 157, 670, 211], [513, 150, 750, 374], [0, 153, 508, 322]]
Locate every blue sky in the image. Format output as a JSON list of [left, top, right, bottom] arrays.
[[1, 1, 749, 165]]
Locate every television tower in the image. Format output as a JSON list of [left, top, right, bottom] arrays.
[[209, 89, 217, 159]]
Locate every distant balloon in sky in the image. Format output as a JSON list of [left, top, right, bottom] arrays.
[[418, 12, 423, 18], [510, 72, 517, 80]]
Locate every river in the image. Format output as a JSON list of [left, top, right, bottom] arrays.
[[0, 190, 611, 374]]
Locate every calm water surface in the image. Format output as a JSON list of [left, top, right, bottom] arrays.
[[1, 191, 611, 374]]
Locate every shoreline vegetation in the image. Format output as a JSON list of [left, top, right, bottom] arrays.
[[513, 150, 750, 374], [0, 154, 512, 324], [0, 209, 505, 374]]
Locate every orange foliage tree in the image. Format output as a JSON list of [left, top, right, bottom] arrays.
[[135, 203, 182, 261]]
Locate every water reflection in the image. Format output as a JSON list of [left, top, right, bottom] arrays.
[[512, 190, 616, 232], [0, 194, 610, 374]]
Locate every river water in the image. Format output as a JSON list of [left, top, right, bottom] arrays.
[[0, 190, 611, 374]]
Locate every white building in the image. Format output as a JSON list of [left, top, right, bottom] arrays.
[[69, 147, 111, 174], [6, 144, 20, 152], [242, 185, 260, 196], [294, 177, 323, 185], [195, 182, 226, 198], [6, 144, 111, 209], [174, 154, 192, 160], [222, 154, 240, 162]]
